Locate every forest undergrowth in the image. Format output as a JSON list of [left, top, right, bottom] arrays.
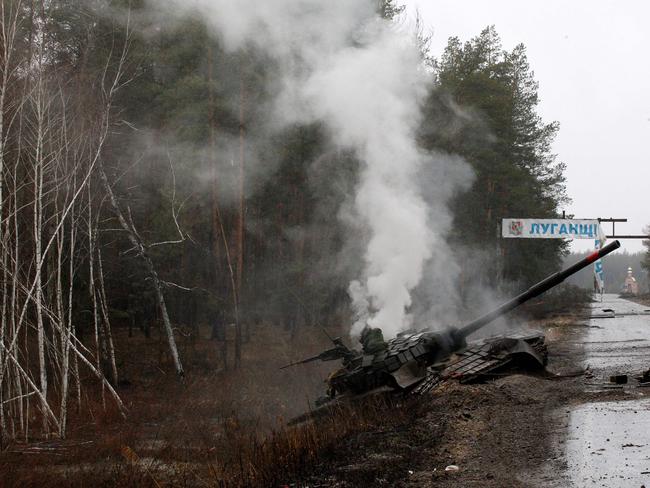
[[0, 322, 421, 487]]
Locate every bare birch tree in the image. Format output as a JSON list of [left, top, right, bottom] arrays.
[[98, 164, 186, 377], [0, 0, 131, 440]]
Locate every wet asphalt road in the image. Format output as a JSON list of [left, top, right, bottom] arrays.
[[565, 294, 650, 487]]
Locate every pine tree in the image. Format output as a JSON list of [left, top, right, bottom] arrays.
[[422, 26, 568, 287]]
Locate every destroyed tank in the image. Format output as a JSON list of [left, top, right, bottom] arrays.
[[282, 240, 621, 402]]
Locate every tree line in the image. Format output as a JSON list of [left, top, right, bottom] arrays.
[[0, 0, 567, 440]]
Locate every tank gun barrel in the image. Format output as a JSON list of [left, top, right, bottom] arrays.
[[279, 340, 357, 369], [458, 240, 620, 339]]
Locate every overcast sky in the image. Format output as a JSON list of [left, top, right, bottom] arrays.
[[402, 0, 649, 252]]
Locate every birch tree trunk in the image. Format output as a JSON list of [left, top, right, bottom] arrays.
[[87, 185, 106, 405], [99, 167, 185, 377], [59, 207, 75, 438], [33, 43, 49, 436], [97, 246, 118, 385], [234, 60, 246, 369]]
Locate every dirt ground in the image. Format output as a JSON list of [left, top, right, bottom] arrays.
[[630, 293, 650, 307], [294, 314, 632, 488], [0, 323, 340, 487], [0, 308, 628, 487]]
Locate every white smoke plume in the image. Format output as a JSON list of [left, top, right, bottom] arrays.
[[154, 0, 470, 338]]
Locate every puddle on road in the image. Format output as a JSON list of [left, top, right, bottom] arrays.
[[566, 399, 650, 487]]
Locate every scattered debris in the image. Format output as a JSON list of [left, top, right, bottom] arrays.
[[610, 375, 628, 385], [638, 369, 650, 383], [591, 308, 650, 319], [6, 440, 94, 456], [591, 309, 616, 319], [414, 332, 547, 395]]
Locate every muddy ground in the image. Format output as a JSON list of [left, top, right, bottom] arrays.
[[296, 314, 633, 488], [1, 305, 636, 487], [630, 293, 650, 307]]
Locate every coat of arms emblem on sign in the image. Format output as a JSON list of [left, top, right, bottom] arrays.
[[509, 220, 523, 236]]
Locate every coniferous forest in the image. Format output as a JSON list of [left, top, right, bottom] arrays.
[[1, 0, 579, 461]]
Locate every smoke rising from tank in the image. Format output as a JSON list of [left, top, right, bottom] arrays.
[[154, 0, 471, 338]]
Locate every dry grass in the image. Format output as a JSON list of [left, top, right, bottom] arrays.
[[0, 322, 418, 487], [629, 293, 650, 307]]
